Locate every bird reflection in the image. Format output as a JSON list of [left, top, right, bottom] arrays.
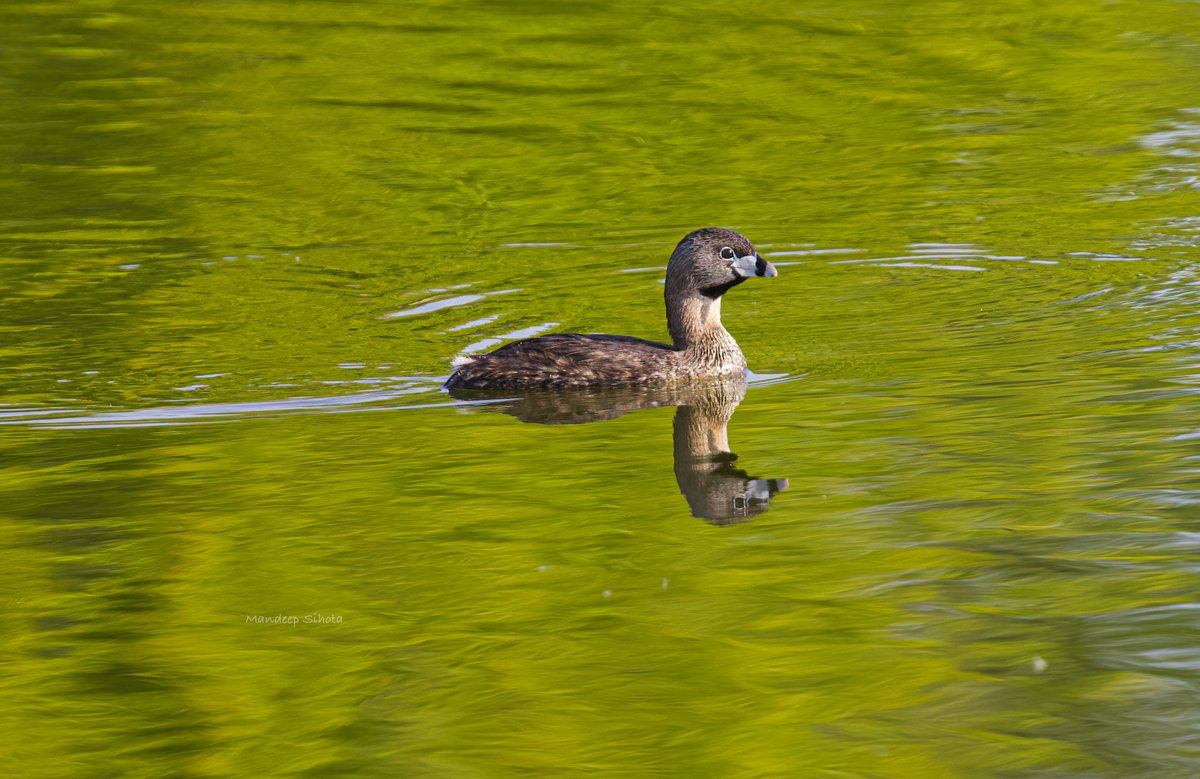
[[448, 377, 787, 524]]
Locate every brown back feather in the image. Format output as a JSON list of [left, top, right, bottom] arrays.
[[447, 334, 678, 389]]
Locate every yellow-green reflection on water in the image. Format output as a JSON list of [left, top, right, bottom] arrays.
[[3, 0, 1200, 776]]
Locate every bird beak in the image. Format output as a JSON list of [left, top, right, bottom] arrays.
[[732, 252, 777, 279], [755, 253, 778, 278]]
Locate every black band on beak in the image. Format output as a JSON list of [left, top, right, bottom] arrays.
[[755, 254, 778, 278]]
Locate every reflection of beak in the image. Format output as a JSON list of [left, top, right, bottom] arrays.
[[745, 477, 788, 501], [755, 253, 778, 278], [732, 252, 779, 279]]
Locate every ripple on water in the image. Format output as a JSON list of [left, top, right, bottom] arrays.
[[383, 288, 522, 318], [459, 322, 560, 356]]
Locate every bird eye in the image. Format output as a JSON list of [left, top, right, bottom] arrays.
[[719, 247, 735, 260]]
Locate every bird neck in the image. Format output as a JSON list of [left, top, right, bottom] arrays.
[[665, 285, 743, 365]]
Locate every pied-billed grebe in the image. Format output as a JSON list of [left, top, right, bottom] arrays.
[[445, 227, 777, 389]]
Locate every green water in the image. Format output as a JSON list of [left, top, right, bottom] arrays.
[[4, 0, 1200, 775]]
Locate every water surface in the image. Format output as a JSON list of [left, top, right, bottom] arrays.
[[3, 1, 1200, 776]]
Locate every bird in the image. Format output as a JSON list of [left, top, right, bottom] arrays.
[[445, 227, 777, 389]]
